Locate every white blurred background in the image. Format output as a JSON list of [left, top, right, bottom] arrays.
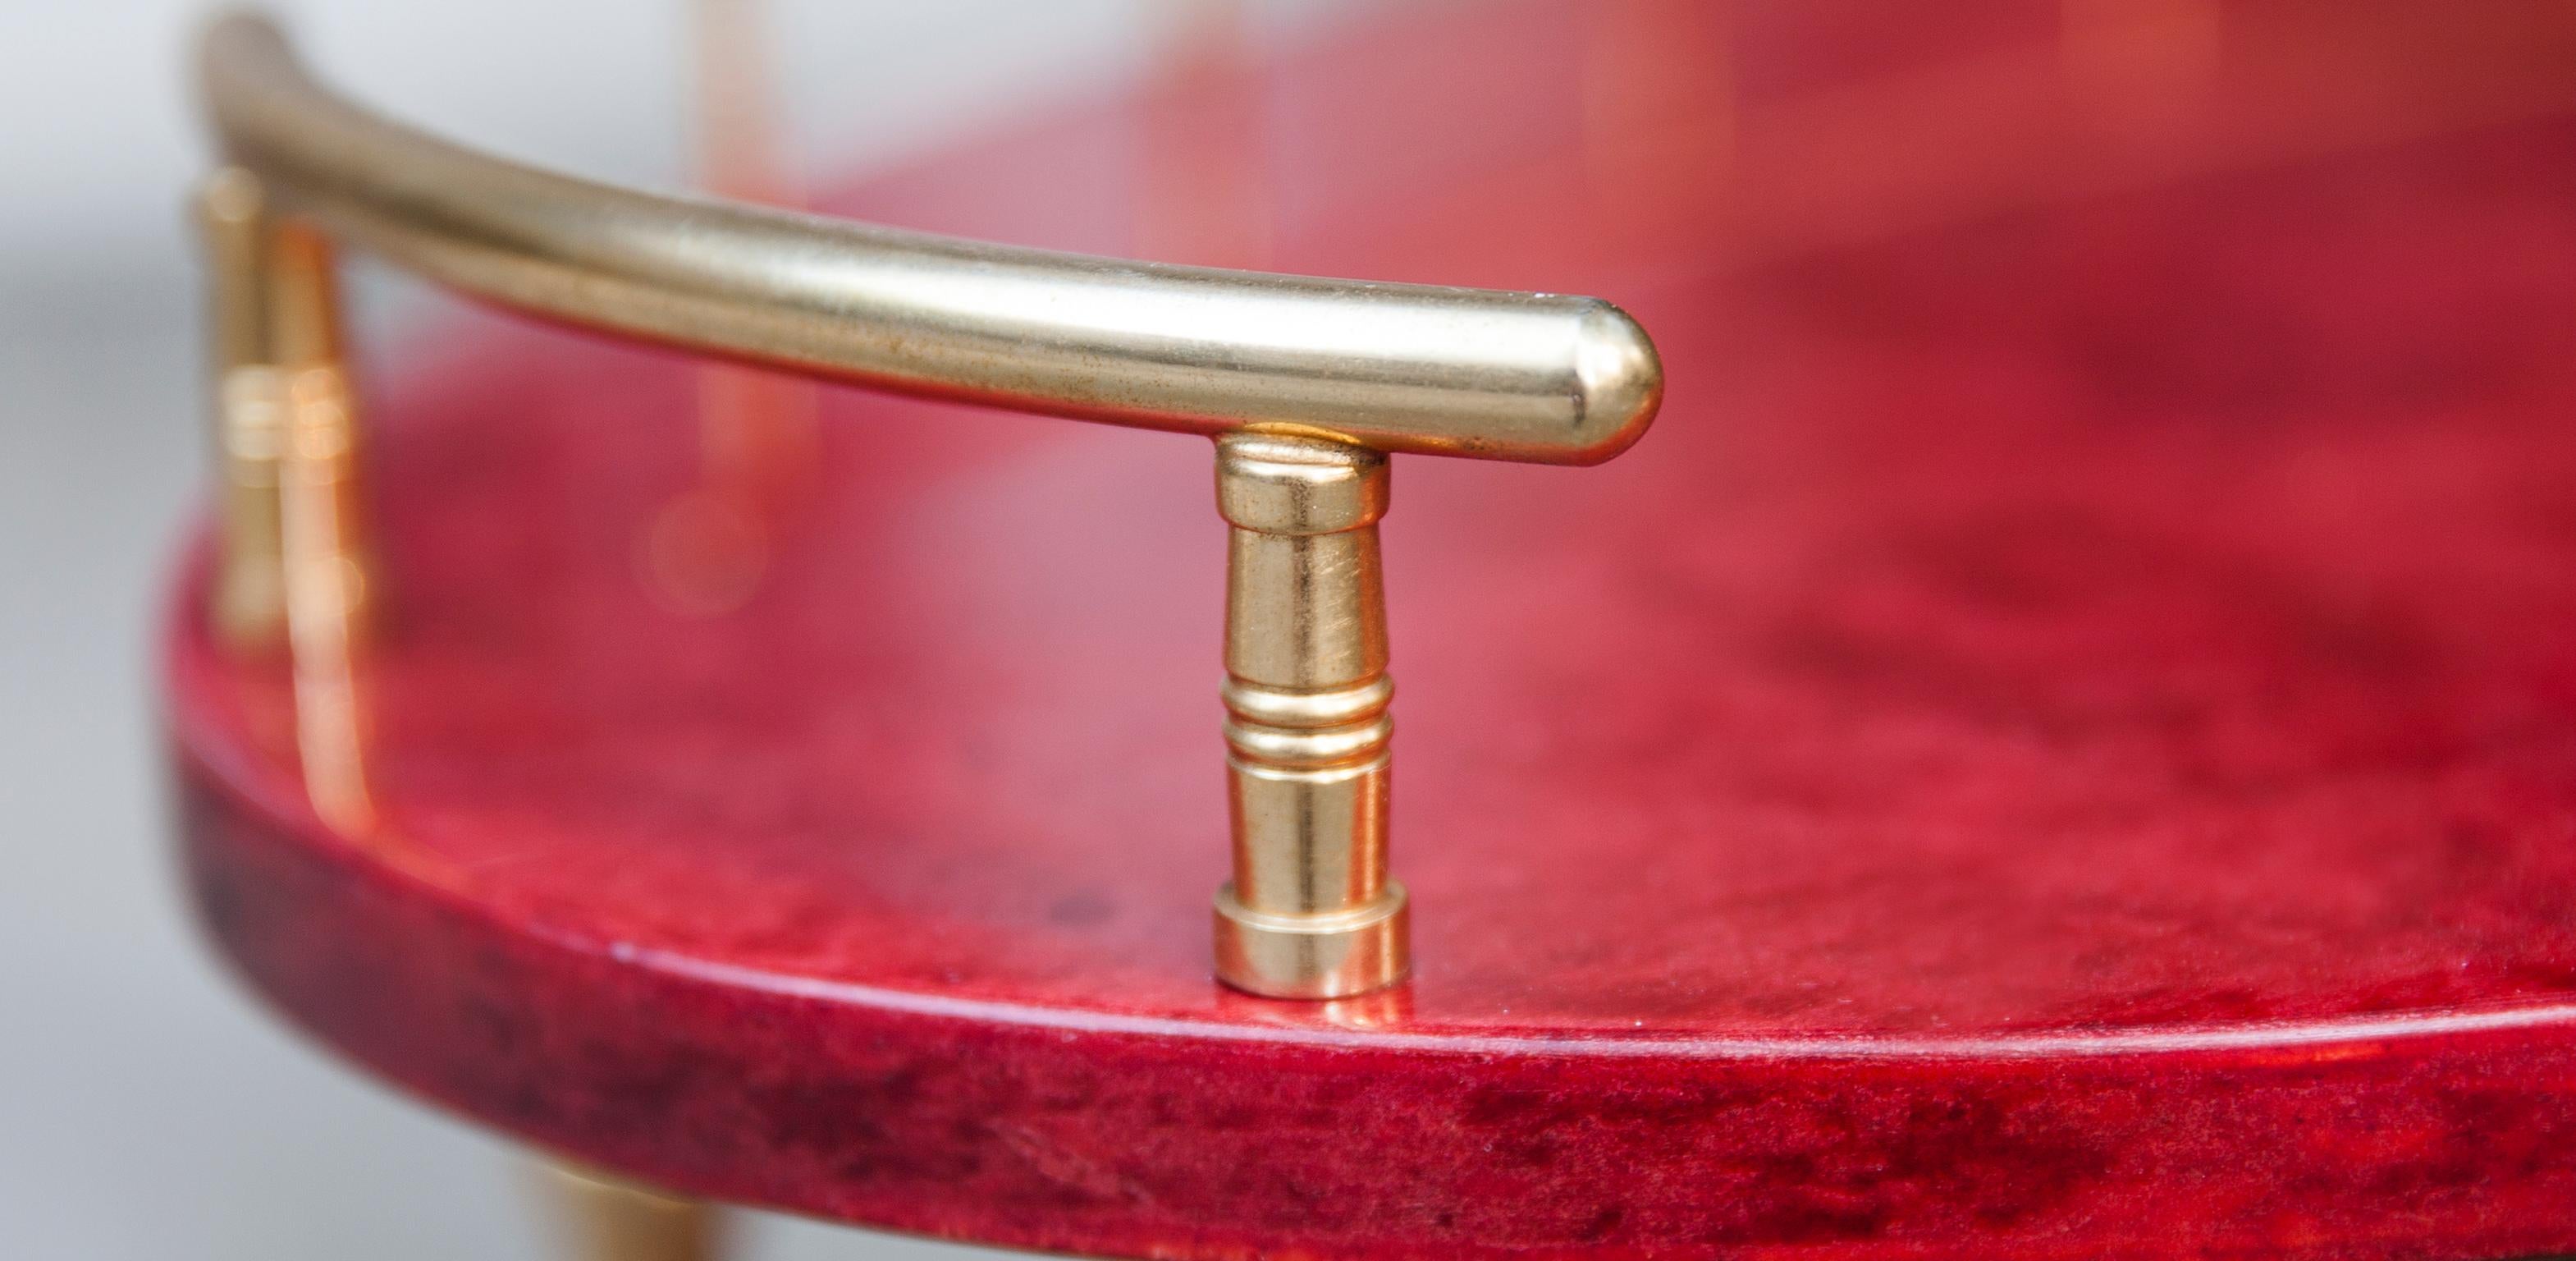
[[0, 2, 1364, 1256]]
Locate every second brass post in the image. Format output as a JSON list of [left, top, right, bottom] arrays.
[[1211, 433, 1409, 999]]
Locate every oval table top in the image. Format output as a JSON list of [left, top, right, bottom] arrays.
[[170, 2, 2576, 1257]]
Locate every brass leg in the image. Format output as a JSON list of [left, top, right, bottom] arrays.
[[534, 1161, 725, 1261]]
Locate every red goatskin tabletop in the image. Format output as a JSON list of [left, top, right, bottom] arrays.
[[169, 2, 2576, 1258]]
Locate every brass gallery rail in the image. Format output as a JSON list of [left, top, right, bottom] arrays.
[[197, 13, 1662, 464], [191, 10, 1663, 1002]]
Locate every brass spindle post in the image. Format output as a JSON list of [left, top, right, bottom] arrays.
[[1212, 433, 1408, 998], [267, 222, 377, 832], [196, 167, 288, 648]]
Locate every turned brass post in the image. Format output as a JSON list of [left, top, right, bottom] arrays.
[[1212, 433, 1408, 998], [197, 167, 288, 648]]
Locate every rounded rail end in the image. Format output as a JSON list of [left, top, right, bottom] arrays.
[[1567, 300, 1666, 465]]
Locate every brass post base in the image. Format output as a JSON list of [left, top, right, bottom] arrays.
[[1215, 880, 1409, 999]]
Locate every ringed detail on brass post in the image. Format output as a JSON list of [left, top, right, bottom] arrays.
[[1212, 433, 1408, 999]]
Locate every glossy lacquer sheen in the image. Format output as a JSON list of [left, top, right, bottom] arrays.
[[172, 1, 2576, 1258]]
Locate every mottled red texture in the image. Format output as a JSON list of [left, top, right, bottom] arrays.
[[169, 2, 2576, 1257]]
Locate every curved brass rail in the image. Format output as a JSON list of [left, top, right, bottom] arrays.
[[194, 10, 1671, 1002], [197, 12, 1662, 464]]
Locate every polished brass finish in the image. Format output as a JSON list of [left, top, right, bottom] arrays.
[[537, 1161, 725, 1261], [1213, 434, 1407, 997], [197, 167, 287, 647], [197, 14, 1661, 465], [194, 11, 1667, 997]]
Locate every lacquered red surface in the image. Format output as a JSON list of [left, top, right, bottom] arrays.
[[171, 2, 2576, 1257]]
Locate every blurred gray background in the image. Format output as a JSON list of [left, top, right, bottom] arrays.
[[0, 2, 1361, 1256]]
